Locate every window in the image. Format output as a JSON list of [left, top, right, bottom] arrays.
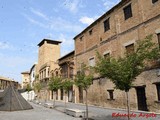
[[104, 18, 110, 32], [104, 53, 110, 59], [156, 84, 160, 101], [80, 36, 83, 41], [152, 0, 158, 4], [123, 4, 133, 20], [44, 69, 46, 78], [56, 71, 58, 76], [33, 73, 34, 78], [125, 43, 134, 54], [157, 33, 160, 46], [89, 57, 95, 67], [107, 90, 114, 100], [77, 71, 80, 75], [48, 68, 50, 77], [100, 37, 102, 41], [89, 29, 93, 35]]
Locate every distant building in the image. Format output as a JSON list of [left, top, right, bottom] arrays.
[[29, 63, 37, 88], [0, 76, 19, 89], [21, 71, 30, 89]]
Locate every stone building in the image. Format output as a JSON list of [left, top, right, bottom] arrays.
[[21, 71, 30, 89], [58, 51, 75, 102], [37, 39, 61, 100], [0, 76, 19, 89], [74, 0, 160, 112]]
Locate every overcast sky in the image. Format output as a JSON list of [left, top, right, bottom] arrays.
[[0, 0, 120, 83]]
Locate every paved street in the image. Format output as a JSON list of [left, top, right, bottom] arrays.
[[0, 100, 160, 120], [39, 100, 160, 120], [0, 102, 81, 120]]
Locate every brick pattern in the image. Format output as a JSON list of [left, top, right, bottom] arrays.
[[74, 0, 160, 112]]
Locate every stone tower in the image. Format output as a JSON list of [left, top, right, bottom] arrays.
[[37, 39, 61, 81]]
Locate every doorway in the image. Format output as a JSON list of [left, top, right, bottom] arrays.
[[60, 89, 63, 100], [136, 87, 148, 111], [68, 86, 73, 102], [79, 87, 83, 103]]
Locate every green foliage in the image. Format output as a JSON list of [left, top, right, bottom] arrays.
[[96, 35, 160, 92], [48, 77, 62, 92], [35, 74, 39, 80], [61, 79, 73, 92], [26, 84, 32, 92], [75, 63, 93, 91], [34, 82, 42, 93]]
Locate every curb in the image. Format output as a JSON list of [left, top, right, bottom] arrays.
[[33, 100, 160, 115], [55, 100, 160, 115]]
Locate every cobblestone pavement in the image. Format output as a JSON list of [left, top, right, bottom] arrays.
[[39, 100, 160, 120], [0, 102, 81, 120]]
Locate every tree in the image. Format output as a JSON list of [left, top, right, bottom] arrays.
[[48, 76, 62, 107], [34, 82, 42, 99], [26, 84, 32, 101], [75, 63, 93, 120], [61, 79, 73, 111], [95, 35, 160, 120]]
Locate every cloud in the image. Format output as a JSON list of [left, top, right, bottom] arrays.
[[62, 0, 82, 13], [49, 17, 83, 33], [0, 41, 14, 50], [102, 0, 120, 10], [23, 13, 48, 28], [58, 33, 74, 57], [0, 53, 34, 82], [30, 8, 49, 21], [23, 11, 83, 33], [79, 16, 95, 25], [0, 53, 32, 68], [79, 16, 100, 25], [59, 33, 73, 46], [0, 42, 10, 49]]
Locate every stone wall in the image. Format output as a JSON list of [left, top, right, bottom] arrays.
[[74, 0, 160, 112]]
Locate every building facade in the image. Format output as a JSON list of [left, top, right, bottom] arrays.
[[0, 76, 19, 89], [29, 63, 37, 88], [74, 0, 160, 112], [37, 39, 61, 100], [21, 71, 30, 89], [58, 51, 75, 102]]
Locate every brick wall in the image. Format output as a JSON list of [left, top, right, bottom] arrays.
[[74, 0, 160, 112]]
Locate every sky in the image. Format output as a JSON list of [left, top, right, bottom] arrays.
[[0, 0, 120, 83]]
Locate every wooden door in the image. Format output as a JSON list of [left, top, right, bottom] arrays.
[[136, 87, 148, 111]]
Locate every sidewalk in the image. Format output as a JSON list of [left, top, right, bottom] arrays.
[[35, 100, 160, 120]]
